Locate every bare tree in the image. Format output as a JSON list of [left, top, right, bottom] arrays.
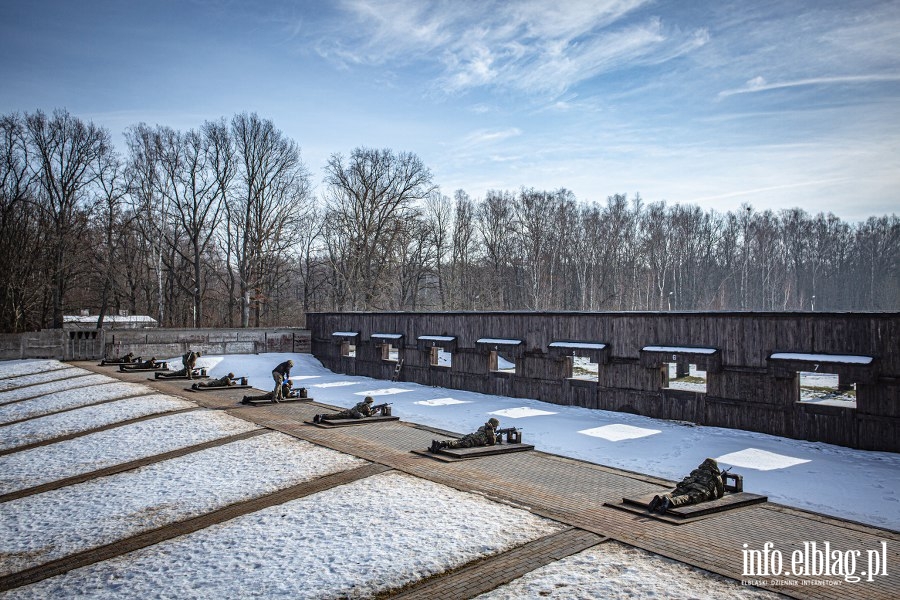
[[228, 113, 312, 326], [25, 109, 111, 328], [323, 147, 434, 310]]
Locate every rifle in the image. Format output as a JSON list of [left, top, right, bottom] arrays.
[[370, 402, 392, 416], [493, 427, 522, 444]]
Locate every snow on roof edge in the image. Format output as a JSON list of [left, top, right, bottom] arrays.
[[770, 352, 873, 365]]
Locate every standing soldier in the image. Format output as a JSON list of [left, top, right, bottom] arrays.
[[271, 359, 294, 403], [182, 350, 202, 380]]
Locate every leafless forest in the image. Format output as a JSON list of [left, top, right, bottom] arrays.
[[1, 109, 898, 332]]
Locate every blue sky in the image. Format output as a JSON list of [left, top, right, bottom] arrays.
[[2, 0, 898, 220]]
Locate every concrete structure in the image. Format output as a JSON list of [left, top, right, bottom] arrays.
[[0, 328, 310, 362]]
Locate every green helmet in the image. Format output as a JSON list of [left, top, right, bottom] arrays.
[[365, 396, 374, 403], [487, 417, 500, 428]]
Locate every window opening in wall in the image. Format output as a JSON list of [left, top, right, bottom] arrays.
[[569, 355, 599, 382], [661, 362, 707, 393], [341, 341, 356, 358], [798, 371, 856, 408], [489, 350, 516, 374], [429, 346, 452, 368], [381, 343, 399, 362]]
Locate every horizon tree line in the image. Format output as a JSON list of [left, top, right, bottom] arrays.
[[1, 108, 898, 333]]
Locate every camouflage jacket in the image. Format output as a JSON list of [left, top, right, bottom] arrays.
[[183, 351, 199, 370], [460, 425, 497, 447], [674, 460, 724, 499]]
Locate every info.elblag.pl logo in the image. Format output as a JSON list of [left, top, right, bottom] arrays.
[[742, 541, 889, 584]]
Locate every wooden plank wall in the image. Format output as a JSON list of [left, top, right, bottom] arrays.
[[307, 311, 900, 452]]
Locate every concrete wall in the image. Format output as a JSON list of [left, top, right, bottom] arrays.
[[0, 328, 311, 362], [307, 311, 900, 453]]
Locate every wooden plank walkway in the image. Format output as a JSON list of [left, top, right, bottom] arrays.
[[42, 363, 900, 599]]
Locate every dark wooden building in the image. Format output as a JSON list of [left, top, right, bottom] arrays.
[[307, 311, 900, 453]]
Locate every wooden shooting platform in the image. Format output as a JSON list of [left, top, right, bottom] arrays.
[[98, 359, 140, 367], [607, 491, 769, 524], [242, 397, 312, 406], [119, 364, 168, 373], [185, 385, 253, 393], [150, 373, 209, 381], [412, 442, 535, 462], [306, 415, 399, 428]]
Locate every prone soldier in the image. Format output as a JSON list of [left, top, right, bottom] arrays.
[[241, 380, 307, 404], [192, 372, 236, 389], [101, 352, 136, 365], [648, 458, 726, 513], [312, 396, 378, 423], [429, 418, 500, 453]]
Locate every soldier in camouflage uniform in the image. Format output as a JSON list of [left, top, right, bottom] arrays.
[[271, 360, 294, 402], [429, 418, 500, 453], [192, 372, 236, 389], [182, 350, 202, 380], [649, 457, 725, 513], [241, 380, 301, 404], [101, 351, 135, 365], [313, 396, 375, 423], [126, 357, 162, 369]]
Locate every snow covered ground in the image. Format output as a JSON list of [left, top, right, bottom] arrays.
[[0, 410, 260, 494], [186, 353, 898, 531], [476, 542, 778, 600], [0, 381, 150, 423], [0, 355, 893, 598], [6, 471, 566, 599], [0, 433, 365, 575], [0, 394, 194, 451]]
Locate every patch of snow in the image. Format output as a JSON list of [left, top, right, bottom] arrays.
[[0, 394, 194, 451], [0, 360, 70, 379], [490, 407, 557, 419], [10, 472, 565, 599], [475, 542, 780, 600], [549, 341, 606, 350], [418, 335, 456, 342], [578, 424, 661, 442], [414, 398, 472, 406], [0, 411, 260, 494], [332, 331, 358, 337], [0, 367, 91, 391], [477, 338, 522, 345], [643, 345, 717, 354], [0, 382, 153, 424], [354, 388, 412, 396], [496, 355, 516, 372], [311, 381, 360, 388], [0, 433, 365, 576], [0, 373, 115, 406], [770, 353, 873, 365], [716, 448, 811, 471], [371, 333, 403, 339]]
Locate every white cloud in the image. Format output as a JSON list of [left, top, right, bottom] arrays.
[[719, 74, 900, 98], [462, 128, 523, 146], [317, 0, 706, 96]]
